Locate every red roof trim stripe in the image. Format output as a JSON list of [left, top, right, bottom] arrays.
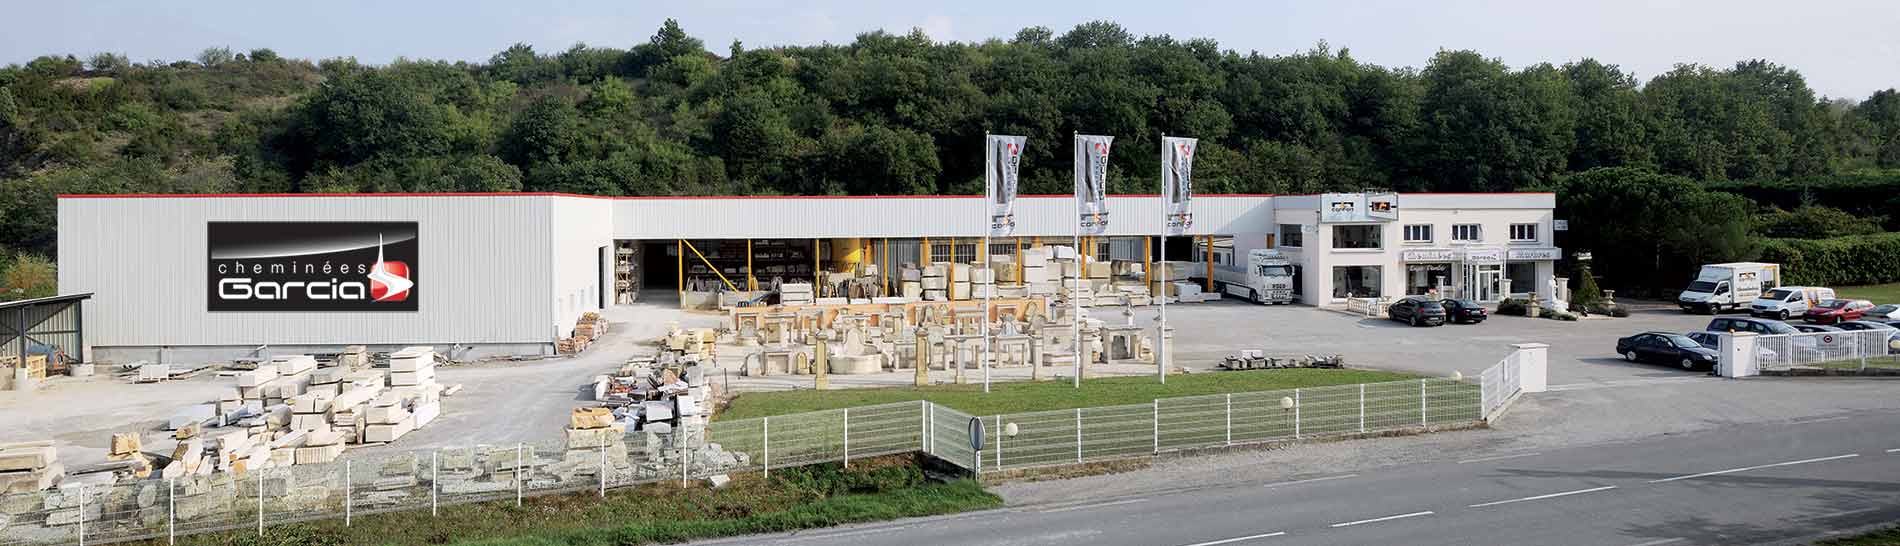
[[56, 191, 1554, 200]]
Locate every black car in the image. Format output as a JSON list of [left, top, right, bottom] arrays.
[[1791, 323, 1843, 333], [1616, 332, 1719, 370], [1388, 297, 1447, 327], [1438, 299, 1488, 324]]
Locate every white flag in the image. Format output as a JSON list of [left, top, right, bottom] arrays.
[[985, 135, 1027, 237], [1075, 134, 1114, 235], [1162, 136, 1196, 236]]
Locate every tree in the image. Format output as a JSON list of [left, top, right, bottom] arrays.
[[1563, 59, 1649, 170], [487, 43, 559, 84], [283, 70, 456, 178], [1406, 51, 1574, 192], [87, 52, 130, 74], [197, 46, 235, 68], [501, 95, 580, 166], [1556, 167, 1755, 292], [0, 253, 56, 301]]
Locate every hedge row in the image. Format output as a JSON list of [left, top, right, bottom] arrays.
[[1705, 172, 1900, 229], [1756, 232, 1900, 287]]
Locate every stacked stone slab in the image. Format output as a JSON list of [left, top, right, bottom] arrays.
[[920, 264, 948, 301], [780, 282, 814, 305], [338, 345, 371, 370], [0, 441, 61, 493]]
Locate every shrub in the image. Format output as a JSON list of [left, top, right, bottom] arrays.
[[1754, 205, 1884, 239], [1756, 232, 1900, 286], [1572, 265, 1604, 308], [1497, 298, 1529, 316]]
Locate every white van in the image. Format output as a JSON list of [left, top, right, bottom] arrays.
[[1749, 286, 1835, 320]]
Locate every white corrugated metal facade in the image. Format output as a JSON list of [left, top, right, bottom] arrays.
[[56, 192, 1548, 359]]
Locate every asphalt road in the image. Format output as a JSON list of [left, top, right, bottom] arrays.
[[695, 407, 1900, 546]]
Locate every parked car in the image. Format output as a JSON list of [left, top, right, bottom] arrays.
[[1749, 286, 1834, 320], [1863, 304, 1900, 320], [1438, 299, 1488, 324], [1388, 297, 1447, 327], [1803, 299, 1874, 324], [1705, 316, 1802, 336], [1791, 323, 1843, 333], [1616, 332, 1719, 370], [1685, 331, 1781, 360]]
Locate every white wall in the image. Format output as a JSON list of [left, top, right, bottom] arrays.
[[611, 195, 1275, 239], [59, 196, 559, 353], [546, 197, 614, 338]]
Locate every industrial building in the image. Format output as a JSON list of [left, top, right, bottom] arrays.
[[56, 191, 1559, 361]]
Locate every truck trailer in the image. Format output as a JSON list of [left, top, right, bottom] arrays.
[[1678, 262, 1781, 314]]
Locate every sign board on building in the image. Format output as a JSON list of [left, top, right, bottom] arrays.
[[1320, 192, 1400, 223], [1401, 249, 1458, 262], [1462, 248, 1505, 264], [1507, 248, 1564, 261], [1553, 219, 1569, 231], [207, 222, 419, 312]]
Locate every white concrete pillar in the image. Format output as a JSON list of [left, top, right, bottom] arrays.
[[1511, 343, 1548, 393], [1718, 332, 1759, 378]]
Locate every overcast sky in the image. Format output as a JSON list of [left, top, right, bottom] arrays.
[[4, 0, 1895, 99]]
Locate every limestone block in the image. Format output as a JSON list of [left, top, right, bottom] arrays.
[[290, 413, 330, 431], [412, 401, 440, 427], [0, 446, 55, 471], [237, 366, 278, 388], [365, 405, 411, 425], [294, 443, 344, 465], [569, 407, 614, 430], [389, 368, 435, 387], [364, 416, 415, 443]]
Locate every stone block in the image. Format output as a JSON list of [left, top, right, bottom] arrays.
[[0, 446, 55, 472], [570, 407, 614, 429], [389, 368, 435, 386], [304, 429, 343, 447], [412, 401, 440, 427], [294, 443, 344, 465], [45, 503, 100, 526], [363, 416, 414, 443], [290, 413, 331, 431], [237, 366, 278, 388], [365, 405, 410, 425], [440, 448, 477, 471], [564, 426, 624, 450]]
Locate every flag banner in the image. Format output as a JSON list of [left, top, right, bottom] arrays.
[[985, 135, 1027, 237], [1162, 136, 1196, 236], [1075, 134, 1114, 235]]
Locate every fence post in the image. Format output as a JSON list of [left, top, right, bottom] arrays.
[[763, 416, 771, 479], [919, 402, 928, 452], [257, 468, 264, 536], [1420, 379, 1428, 427], [681, 430, 689, 488], [516, 443, 525, 506], [1359, 384, 1366, 434], [432, 450, 439, 516], [77, 481, 85, 546], [345, 460, 352, 527], [995, 415, 1003, 470], [1225, 393, 1233, 446], [1293, 388, 1302, 439], [599, 442, 607, 498], [167, 478, 175, 546], [843, 408, 851, 468], [1152, 399, 1160, 454], [1075, 408, 1083, 463]]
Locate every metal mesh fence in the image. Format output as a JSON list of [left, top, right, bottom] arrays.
[[1754, 330, 1897, 372]]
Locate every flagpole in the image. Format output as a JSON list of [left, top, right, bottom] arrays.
[[1158, 132, 1167, 385], [1072, 131, 1082, 389], [981, 132, 992, 393]]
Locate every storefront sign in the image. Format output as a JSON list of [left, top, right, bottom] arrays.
[[208, 222, 419, 312], [1462, 248, 1505, 264], [1507, 247, 1563, 261], [1401, 249, 1457, 262], [1318, 192, 1401, 223]]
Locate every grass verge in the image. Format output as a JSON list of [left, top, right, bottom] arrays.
[[128, 455, 999, 546], [1836, 283, 1900, 304], [1818, 525, 1900, 545], [719, 368, 1420, 420]]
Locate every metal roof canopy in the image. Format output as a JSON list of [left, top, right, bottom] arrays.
[[0, 293, 91, 365]]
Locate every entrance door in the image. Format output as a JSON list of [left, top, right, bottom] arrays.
[[1474, 267, 1502, 302]]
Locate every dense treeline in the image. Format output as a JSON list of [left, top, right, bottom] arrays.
[[2, 20, 1899, 295]]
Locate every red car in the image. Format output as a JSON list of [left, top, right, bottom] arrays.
[[1803, 299, 1874, 324]]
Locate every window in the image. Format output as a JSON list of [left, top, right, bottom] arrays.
[[1452, 224, 1482, 242], [1332, 225, 1382, 249], [1403, 224, 1432, 243], [1332, 266, 1383, 298], [1279, 224, 1304, 248], [1509, 223, 1538, 242]]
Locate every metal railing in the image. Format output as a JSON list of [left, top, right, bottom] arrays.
[[1480, 354, 1521, 419], [1, 379, 1488, 545], [1753, 330, 1899, 372]]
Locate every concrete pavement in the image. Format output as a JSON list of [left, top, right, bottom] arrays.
[[692, 402, 1900, 546]]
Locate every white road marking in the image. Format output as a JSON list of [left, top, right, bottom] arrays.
[[1329, 510, 1434, 528], [1037, 498, 1147, 513], [1794, 507, 1878, 521], [1789, 416, 1852, 424], [1547, 377, 1703, 392], [1176, 531, 1288, 546], [1458, 452, 1542, 464], [1624, 538, 1684, 546], [1886, 448, 1900, 453], [1264, 473, 1358, 488], [1467, 486, 1618, 508], [1649, 454, 1861, 483]]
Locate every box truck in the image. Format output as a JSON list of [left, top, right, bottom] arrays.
[[1678, 262, 1780, 314]]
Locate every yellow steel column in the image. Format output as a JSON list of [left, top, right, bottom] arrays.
[[746, 239, 756, 292], [1144, 236, 1153, 289], [881, 238, 890, 296], [1014, 237, 1024, 285], [947, 237, 957, 299], [813, 238, 821, 288], [1204, 235, 1215, 292]]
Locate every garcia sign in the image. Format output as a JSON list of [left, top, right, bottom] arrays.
[[208, 222, 419, 312]]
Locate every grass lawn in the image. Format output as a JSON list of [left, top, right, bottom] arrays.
[[133, 456, 999, 546], [1836, 282, 1900, 304], [719, 368, 1421, 420], [1818, 525, 1900, 545]]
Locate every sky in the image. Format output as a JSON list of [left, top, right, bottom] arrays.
[[3, 0, 1896, 99]]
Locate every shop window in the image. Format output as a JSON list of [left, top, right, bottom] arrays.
[[1510, 223, 1538, 242], [1406, 263, 1451, 296], [1452, 224, 1482, 242], [1332, 266, 1383, 299], [1331, 225, 1382, 249], [1279, 224, 1304, 248], [1507, 262, 1536, 296], [1403, 224, 1433, 243]]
